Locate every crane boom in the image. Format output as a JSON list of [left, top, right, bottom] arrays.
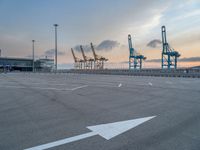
[[161, 26, 168, 54], [71, 48, 84, 69], [80, 45, 87, 61], [71, 48, 78, 62], [128, 34, 134, 56], [90, 43, 97, 60], [90, 42, 108, 69]]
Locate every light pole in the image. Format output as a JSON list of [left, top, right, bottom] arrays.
[[32, 40, 35, 72], [54, 24, 58, 71]]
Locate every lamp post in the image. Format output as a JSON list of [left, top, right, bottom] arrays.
[[54, 24, 58, 71], [32, 40, 35, 72]]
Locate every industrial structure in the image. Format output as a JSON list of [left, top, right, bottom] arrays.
[[161, 26, 180, 69], [71, 43, 108, 70], [80, 45, 94, 69], [71, 48, 84, 69], [128, 34, 146, 69], [90, 43, 108, 69], [71, 26, 182, 70]]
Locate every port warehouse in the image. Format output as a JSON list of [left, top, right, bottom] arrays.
[[0, 57, 54, 72]]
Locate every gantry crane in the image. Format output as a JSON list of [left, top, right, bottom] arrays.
[[71, 48, 84, 69], [161, 26, 180, 69], [128, 34, 146, 69], [90, 43, 108, 69], [80, 45, 94, 69]]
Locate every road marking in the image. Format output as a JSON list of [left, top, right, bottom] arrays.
[[0, 85, 69, 91], [118, 83, 122, 87], [32, 87, 71, 91], [25, 132, 96, 150], [70, 85, 88, 91], [0, 85, 88, 91], [23, 82, 67, 86], [25, 116, 156, 150], [0, 85, 25, 89], [148, 82, 153, 86], [92, 84, 120, 88]]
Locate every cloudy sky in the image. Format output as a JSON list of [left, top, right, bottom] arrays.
[[0, 0, 200, 68]]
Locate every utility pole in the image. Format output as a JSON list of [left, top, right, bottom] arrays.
[[0, 49, 1, 57], [32, 40, 35, 72], [54, 24, 58, 71]]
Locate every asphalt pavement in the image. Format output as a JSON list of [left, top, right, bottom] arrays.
[[0, 73, 200, 150]]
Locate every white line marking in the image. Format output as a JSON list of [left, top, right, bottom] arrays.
[[92, 85, 119, 88], [25, 116, 156, 150], [118, 83, 122, 87], [0, 85, 25, 89], [70, 85, 88, 91], [32, 87, 71, 91], [23, 83, 67, 86], [148, 82, 153, 86], [0, 85, 88, 91], [0, 85, 71, 91], [24, 132, 97, 150]]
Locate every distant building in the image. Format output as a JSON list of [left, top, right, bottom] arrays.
[[35, 58, 54, 71], [0, 57, 33, 71], [0, 57, 54, 72]]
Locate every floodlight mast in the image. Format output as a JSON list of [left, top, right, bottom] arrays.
[[54, 24, 58, 71], [32, 40, 35, 72]]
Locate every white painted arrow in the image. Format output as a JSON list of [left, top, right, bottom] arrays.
[[118, 83, 122, 87], [25, 116, 156, 150]]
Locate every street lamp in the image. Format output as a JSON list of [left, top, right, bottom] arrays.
[[32, 40, 35, 72], [54, 24, 58, 71]]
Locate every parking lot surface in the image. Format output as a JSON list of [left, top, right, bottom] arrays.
[[0, 73, 200, 150]]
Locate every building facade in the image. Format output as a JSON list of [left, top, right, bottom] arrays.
[[0, 57, 54, 72], [35, 58, 54, 71], [0, 57, 33, 71]]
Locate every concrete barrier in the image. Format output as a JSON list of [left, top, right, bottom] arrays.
[[63, 69, 200, 78], [4, 68, 200, 78]]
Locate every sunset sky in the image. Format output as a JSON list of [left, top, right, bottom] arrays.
[[0, 0, 200, 68]]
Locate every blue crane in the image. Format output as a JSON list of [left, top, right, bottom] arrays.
[[161, 26, 180, 69], [128, 34, 146, 69]]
